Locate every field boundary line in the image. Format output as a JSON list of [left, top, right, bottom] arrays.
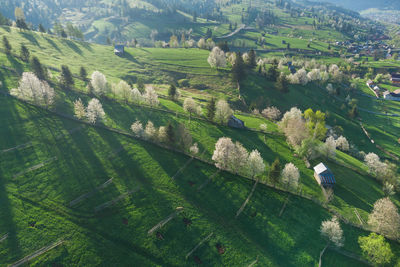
[[185, 232, 214, 259], [13, 156, 57, 178], [148, 207, 184, 235], [9, 240, 64, 267], [69, 177, 114, 207]]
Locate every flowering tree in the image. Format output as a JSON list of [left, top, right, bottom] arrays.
[[157, 126, 167, 143], [323, 136, 336, 159], [183, 97, 202, 119], [335, 136, 349, 151], [215, 99, 233, 125], [91, 71, 107, 96], [368, 198, 400, 240], [131, 120, 144, 138], [207, 47, 227, 68], [190, 143, 199, 155], [131, 88, 143, 103], [144, 121, 157, 140], [307, 69, 321, 82], [144, 86, 159, 106], [246, 149, 265, 179], [112, 80, 131, 102], [281, 163, 300, 190], [364, 153, 388, 179], [262, 106, 281, 121], [229, 142, 249, 175], [86, 98, 105, 124], [319, 216, 344, 266], [212, 137, 235, 170], [278, 107, 308, 147], [73, 98, 86, 119], [11, 72, 55, 107]]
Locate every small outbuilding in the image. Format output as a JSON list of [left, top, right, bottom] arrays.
[[228, 115, 245, 129], [391, 73, 400, 84], [313, 163, 335, 188], [114, 45, 125, 56]]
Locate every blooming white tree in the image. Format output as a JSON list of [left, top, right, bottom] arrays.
[[278, 107, 308, 147], [246, 149, 265, 178], [229, 142, 249, 175], [259, 124, 267, 132], [73, 98, 86, 119], [157, 126, 167, 142], [335, 136, 349, 151], [207, 47, 227, 68], [262, 106, 281, 120], [320, 216, 344, 248], [215, 99, 233, 124], [190, 143, 199, 155], [368, 198, 400, 239], [11, 72, 55, 107], [131, 120, 144, 138], [144, 86, 159, 106], [86, 98, 105, 124], [144, 121, 157, 140], [326, 83, 336, 95], [323, 136, 336, 159], [197, 38, 206, 49], [91, 71, 108, 96], [296, 68, 309, 85], [364, 153, 388, 179], [113, 80, 131, 102], [281, 163, 300, 190], [212, 137, 235, 170], [320, 71, 330, 84], [183, 97, 202, 118], [307, 69, 321, 82], [319, 216, 344, 266], [130, 88, 143, 103]]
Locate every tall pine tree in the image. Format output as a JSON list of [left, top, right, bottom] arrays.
[[206, 97, 216, 121]]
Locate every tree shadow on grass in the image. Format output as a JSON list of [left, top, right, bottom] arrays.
[[6, 54, 24, 75], [44, 37, 61, 53], [19, 32, 41, 48], [64, 40, 82, 55]]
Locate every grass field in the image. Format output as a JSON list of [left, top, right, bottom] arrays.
[[1, 25, 400, 266]]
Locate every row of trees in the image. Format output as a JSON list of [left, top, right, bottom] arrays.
[[74, 98, 106, 124], [131, 119, 197, 153]]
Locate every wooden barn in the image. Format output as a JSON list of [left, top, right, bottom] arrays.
[[114, 45, 124, 56], [313, 163, 335, 188]]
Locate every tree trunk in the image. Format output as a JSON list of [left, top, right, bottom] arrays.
[[319, 243, 329, 267]]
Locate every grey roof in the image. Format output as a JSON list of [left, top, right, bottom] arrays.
[[313, 163, 328, 175]]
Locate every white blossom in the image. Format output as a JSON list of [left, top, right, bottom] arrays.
[[336, 136, 349, 151], [320, 216, 344, 247], [86, 98, 105, 124], [212, 137, 235, 170], [11, 72, 55, 107], [144, 121, 157, 140], [144, 86, 159, 106], [207, 46, 227, 68], [215, 99, 233, 124], [131, 120, 144, 138], [73, 98, 86, 119], [281, 163, 300, 190], [183, 97, 201, 116], [91, 71, 107, 96], [246, 149, 265, 178], [190, 143, 199, 155]]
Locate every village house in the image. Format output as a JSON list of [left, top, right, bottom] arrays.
[[391, 73, 400, 85], [114, 45, 124, 56], [383, 90, 400, 101], [228, 115, 245, 129], [313, 163, 335, 188]]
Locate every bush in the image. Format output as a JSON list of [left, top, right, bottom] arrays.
[[178, 79, 190, 87]]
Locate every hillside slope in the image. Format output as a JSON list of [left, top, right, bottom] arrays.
[[1, 26, 400, 266]]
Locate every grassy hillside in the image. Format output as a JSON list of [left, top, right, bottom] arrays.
[[1, 26, 400, 265]]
